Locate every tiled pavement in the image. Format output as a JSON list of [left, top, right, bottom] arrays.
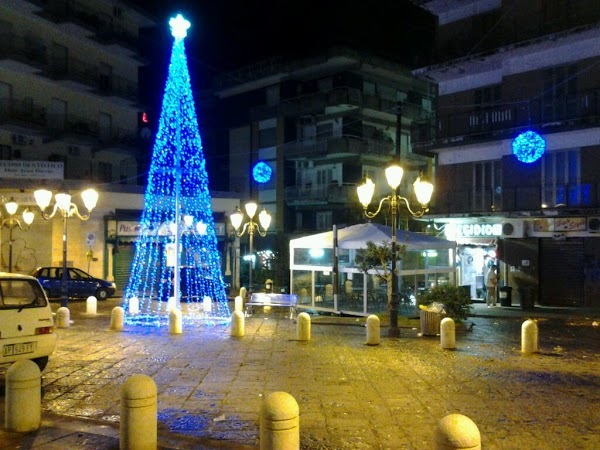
[[1, 299, 599, 449]]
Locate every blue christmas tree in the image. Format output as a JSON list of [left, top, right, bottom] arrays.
[[123, 14, 229, 326]]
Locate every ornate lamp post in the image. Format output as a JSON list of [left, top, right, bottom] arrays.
[[1, 198, 35, 272], [357, 164, 433, 337], [34, 188, 99, 307], [230, 202, 271, 294]]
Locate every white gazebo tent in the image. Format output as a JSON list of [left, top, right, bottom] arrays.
[[289, 223, 456, 315]]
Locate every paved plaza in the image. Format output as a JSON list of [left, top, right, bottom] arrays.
[[1, 298, 599, 449]]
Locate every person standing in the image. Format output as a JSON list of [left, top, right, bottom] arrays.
[[486, 264, 498, 307]]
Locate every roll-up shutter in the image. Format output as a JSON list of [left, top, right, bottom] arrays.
[[539, 238, 584, 306]]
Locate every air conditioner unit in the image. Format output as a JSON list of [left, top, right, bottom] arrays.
[[588, 217, 600, 232], [502, 220, 524, 238]]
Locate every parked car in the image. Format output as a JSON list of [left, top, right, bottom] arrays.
[[31, 267, 116, 300], [0, 272, 57, 371]]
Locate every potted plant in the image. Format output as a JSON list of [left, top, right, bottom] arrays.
[[419, 284, 472, 323]]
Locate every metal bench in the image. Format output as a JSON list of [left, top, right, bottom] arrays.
[[245, 293, 298, 319]]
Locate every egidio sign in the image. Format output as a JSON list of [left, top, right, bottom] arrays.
[[455, 223, 502, 238]]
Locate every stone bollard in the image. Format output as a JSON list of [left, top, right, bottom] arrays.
[[169, 308, 182, 334], [366, 314, 380, 345], [440, 317, 456, 350], [260, 391, 299, 450], [120, 374, 157, 450], [110, 306, 124, 331], [434, 413, 481, 450], [297, 312, 311, 341], [239, 287, 247, 301], [203, 296, 212, 314], [521, 319, 538, 354], [231, 310, 245, 337], [86, 296, 97, 315], [129, 297, 139, 315], [56, 306, 70, 328], [234, 295, 244, 313], [5, 360, 41, 432]]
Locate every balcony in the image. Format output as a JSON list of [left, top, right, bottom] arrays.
[[431, 183, 600, 215], [285, 183, 358, 206], [0, 31, 137, 101], [412, 88, 600, 150], [28, 0, 139, 51], [283, 134, 393, 159]]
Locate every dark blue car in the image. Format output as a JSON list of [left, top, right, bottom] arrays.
[[31, 267, 116, 300]]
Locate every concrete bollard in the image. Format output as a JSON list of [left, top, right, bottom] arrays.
[[128, 297, 139, 315], [203, 296, 212, 314], [56, 306, 70, 328], [434, 413, 481, 450], [297, 312, 311, 341], [231, 310, 245, 337], [110, 306, 124, 331], [366, 314, 380, 345], [86, 296, 97, 315], [440, 317, 456, 350], [120, 374, 157, 450], [239, 287, 247, 301], [260, 391, 299, 450], [167, 296, 177, 311], [521, 319, 539, 354], [169, 308, 182, 334], [234, 295, 244, 313], [5, 360, 41, 432]]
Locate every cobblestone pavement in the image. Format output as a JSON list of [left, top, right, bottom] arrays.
[[1, 299, 599, 449]]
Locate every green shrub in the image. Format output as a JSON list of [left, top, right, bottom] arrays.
[[419, 284, 472, 322]]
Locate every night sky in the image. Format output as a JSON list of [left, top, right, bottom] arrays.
[[132, 0, 435, 90]]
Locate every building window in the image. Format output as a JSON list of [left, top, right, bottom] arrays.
[[472, 161, 501, 211], [316, 211, 332, 231], [258, 127, 276, 148], [266, 85, 279, 106], [543, 65, 578, 122], [97, 161, 112, 182], [542, 149, 585, 207]]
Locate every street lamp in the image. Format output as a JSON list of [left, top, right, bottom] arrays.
[[1, 198, 35, 272], [357, 164, 433, 337], [34, 188, 99, 307], [230, 202, 271, 294]]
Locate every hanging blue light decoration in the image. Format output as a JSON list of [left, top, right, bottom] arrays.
[[252, 161, 272, 184], [512, 130, 546, 163], [123, 14, 230, 327]]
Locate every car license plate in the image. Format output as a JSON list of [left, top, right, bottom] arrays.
[[3, 342, 36, 357]]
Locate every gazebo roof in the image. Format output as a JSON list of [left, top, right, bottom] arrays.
[[289, 222, 455, 251]]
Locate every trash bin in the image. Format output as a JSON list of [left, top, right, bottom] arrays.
[[420, 310, 445, 336], [498, 286, 512, 307], [518, 287, 535, 311]]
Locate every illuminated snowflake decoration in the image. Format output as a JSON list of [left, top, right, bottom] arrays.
[[512, 130, 546, 163]]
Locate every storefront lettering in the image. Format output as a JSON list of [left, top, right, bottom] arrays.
[[457, 223, 502, 238]]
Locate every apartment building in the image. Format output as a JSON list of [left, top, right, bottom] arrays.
[[201, 47, 436, 288], [412, 0, 600, 307]]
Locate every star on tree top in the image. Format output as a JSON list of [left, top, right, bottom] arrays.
[[170, 14, 191, 40]]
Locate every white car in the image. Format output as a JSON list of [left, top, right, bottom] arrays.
[[0, 272, 57, 371]]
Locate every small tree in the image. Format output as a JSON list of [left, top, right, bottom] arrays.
[[354, 240, 406, 307]]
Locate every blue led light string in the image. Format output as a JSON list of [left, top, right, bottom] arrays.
[[123, 15, 229, 326]]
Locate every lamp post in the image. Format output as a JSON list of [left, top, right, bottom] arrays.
[[34, 188, 99, 307], [357, 164, 433, 337], [230, 202, 271, 294], [1, 198, 35, 272]]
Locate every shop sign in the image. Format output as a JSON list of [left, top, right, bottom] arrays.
[[0, 160, 63, 179], [456, 223, 502, 238]]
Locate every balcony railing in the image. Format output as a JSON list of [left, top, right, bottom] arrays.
[[283, 134, 394, 158], [431, 183, 600, 215], [285, 183, 358, 205], [0, 31, 137, 101], [412, 88, 600, 149], [27, 0, 139, 50]]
